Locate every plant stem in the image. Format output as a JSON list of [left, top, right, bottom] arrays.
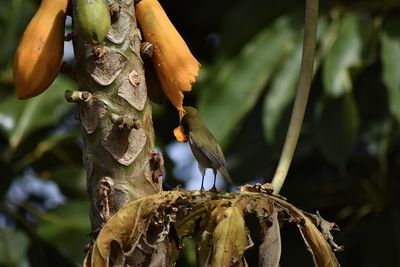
[[271, 0, 319, 194], [71, 0, 163, 234]]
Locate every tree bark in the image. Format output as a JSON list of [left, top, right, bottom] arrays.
[[71, 1, 168, 262]]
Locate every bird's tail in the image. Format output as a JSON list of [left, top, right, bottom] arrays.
[[218, 167, 235, 186]]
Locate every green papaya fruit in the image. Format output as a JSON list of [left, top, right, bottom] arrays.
[[73, 0, 111, 45]]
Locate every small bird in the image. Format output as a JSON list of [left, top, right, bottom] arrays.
[[181, 106, 233, 190]]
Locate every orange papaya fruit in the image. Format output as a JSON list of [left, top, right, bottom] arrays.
[[13, 0, 68, 99], [136, 0, 200, 120]]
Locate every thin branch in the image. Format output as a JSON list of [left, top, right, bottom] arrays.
[[271, 0, 319, 194]]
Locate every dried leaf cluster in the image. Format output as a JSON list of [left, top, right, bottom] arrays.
[[84, 184, 342, 267]]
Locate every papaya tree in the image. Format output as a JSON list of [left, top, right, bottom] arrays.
[[12, 0, 400, 265]]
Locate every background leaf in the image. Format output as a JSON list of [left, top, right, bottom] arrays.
[[0, 228, 30, 267], [380, 15, 400, 124], [0, 0, 36, 69], [198, 14, 301, 147], [36, 201, 90, 263], [217, 0, 302, 58], [262, 33, 302, 143], [0, 75, 77, 151], [316, 93, 359, 167], [322, 13, 364, 97]]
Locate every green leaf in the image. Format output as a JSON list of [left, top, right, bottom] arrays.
[[198, 14, 301, 147], [35, 201, 90, 263], [0, 228, 30, 266], [0, 75, 77, 151], [13, 130, 80, 170], [262, 34, 302, 143], [380, 16, 400, 124], [262, 16, 334, 144], [322, 13, 365, 97], [316, 93, 359, 167], [49, 166, 86, 197], [0, 0, 36, 68], [217, 0, 302, 57]]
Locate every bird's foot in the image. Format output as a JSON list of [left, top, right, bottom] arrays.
[[210, 186, 219, 193], [199, 186, 207, 194]]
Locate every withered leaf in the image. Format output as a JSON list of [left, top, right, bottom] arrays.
[[108, 240, 125, 266], [197, 209, 215, 267], [175, 205, 208, 242], [83, 188, 341, 267], [267, 196, 341, 267], [211, 206, 251, 267], [89, 197, 156, 267], [148, 240, 173, 267], [87, 192, 184, 267], [259, 208, 281, 267], [297, 215, 340, 267], [306, 211, 343, 252]]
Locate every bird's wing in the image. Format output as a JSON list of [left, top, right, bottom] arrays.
[[189, 130, 226, 170], [189, 131, 234, 185]]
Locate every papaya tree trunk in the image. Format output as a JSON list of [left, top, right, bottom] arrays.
[[70, 1, 173, 264]]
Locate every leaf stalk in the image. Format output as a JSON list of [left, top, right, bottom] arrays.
[[271, 0, 319, 194]]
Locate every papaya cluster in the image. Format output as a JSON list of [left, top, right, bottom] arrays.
[[13, 0, 111, 99], [13, 0, 200, 124]]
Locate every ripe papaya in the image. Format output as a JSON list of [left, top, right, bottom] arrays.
[[73, 0, 111, 45], [13, 0, 68, 100], [136, 0, 200, 120]]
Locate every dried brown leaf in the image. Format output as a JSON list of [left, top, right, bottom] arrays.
[[175, 205, 208, 241], [259, 208, 281, 267], [90, 197, 155, 267], [83, 188, 341, 267], [85, 192, 184, 267], [196, 204, 232, 267], [197, 211, 215, 267], [297, 216, 340, 267], [210, 206, 251, 267], [148, 240, 174, 267], [306, 211, 344, 252], [268, 195, 341, 267]]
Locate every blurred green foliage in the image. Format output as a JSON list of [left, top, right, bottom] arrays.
[[1, 0, 400, 266]]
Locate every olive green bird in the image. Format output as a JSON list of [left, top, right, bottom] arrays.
[[181, 106, 233, 190]]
